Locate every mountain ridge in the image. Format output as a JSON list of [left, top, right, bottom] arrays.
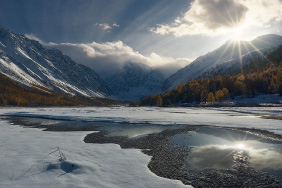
[[1, 25, 282, 103], [106, 61, 165, 101], [140, 45, 282, 106], [162, 34, 282, 91], [0, 25, 111, 98]]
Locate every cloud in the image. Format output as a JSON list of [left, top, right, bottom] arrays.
[[150, 0, 282, 37], [25, 35, 191, 78], [112, 23, 119, 27], [95, 23, 119, 32], [242, 0, 282, 26], [154, 57, 192, 78], [25, 33, 47, 44]]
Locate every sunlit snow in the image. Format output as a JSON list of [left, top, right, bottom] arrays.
[[0, 106, 281, 188]]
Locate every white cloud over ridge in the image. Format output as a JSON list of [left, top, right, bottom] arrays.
[[25, 34, 191, 78], [25, 34, 46, 44], [150, 0, 282, 37]]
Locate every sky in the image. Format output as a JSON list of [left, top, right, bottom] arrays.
[[1, 0, 282, 77]]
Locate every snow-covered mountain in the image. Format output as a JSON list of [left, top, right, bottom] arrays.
[[2, 24, 282, 102], [0, 25, 110, 97], [201, 48, 270, 78], [163, 34, 282, 91], [106, 62, 165, 101]]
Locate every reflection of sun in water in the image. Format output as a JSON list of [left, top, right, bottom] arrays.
[[235, 143, 245, 149]]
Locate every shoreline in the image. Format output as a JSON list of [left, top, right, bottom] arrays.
[[5, 116, 282, 188]]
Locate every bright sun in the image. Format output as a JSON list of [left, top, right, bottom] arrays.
[[230, 26, 244, 41]]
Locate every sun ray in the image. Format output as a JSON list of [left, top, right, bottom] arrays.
[[223, 3, 237, 28], [242, 132, 249, 143], [235, 38, 272, 77], [241, 40, 252, 55], [242, 41, 271, 71], [245, 41, 268, 58], [215, 40, 234, 65], [219, 149, 236, 163], [237, 40, 244, 74], [253, 37, 274, 47], [229, 41, 237, 60]]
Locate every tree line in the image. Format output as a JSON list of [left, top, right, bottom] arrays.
[[0, 73, 119, 107], [138, 45, 282, 106]]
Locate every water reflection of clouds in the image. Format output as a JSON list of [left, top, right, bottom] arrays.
[[172, 127, 282, 179], [105, 126, 171, 138], [19, 118, 174, 139], [186, 145, 237, 171], [249, 149, 282, 170], [187, 144, 282, 173]]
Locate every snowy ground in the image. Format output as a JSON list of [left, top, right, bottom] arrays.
[[0, 118, 191, 188], [229, 94, 282, 104], [0, 106, 281, 134], [0, 106, 281, 188]]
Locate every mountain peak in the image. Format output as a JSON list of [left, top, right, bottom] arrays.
[[251, 34, 282, 48], [0, 25, 13, 38], [253, 34, 282, 41], [106, 61, 164, 101], [0, 25, 9, 32]]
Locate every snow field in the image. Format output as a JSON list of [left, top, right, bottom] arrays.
[[0, 106, 281, 187], [0, 106, 281, 135], [0, 119, 192, 188]]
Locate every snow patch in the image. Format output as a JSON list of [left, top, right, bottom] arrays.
[[0, 57, 42, 85], [0, 41, 6, 47]]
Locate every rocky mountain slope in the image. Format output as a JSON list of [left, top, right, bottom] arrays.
[[0, 25, 111, 97]]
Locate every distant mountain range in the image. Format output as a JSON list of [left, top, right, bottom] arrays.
[[106, 62, 164, 101], [0, 25, 165, 101], [1, 25, 282, 103], [162, 34, 282, 91]]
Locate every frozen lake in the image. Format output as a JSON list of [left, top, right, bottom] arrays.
[[0, 106, 282, 188]]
